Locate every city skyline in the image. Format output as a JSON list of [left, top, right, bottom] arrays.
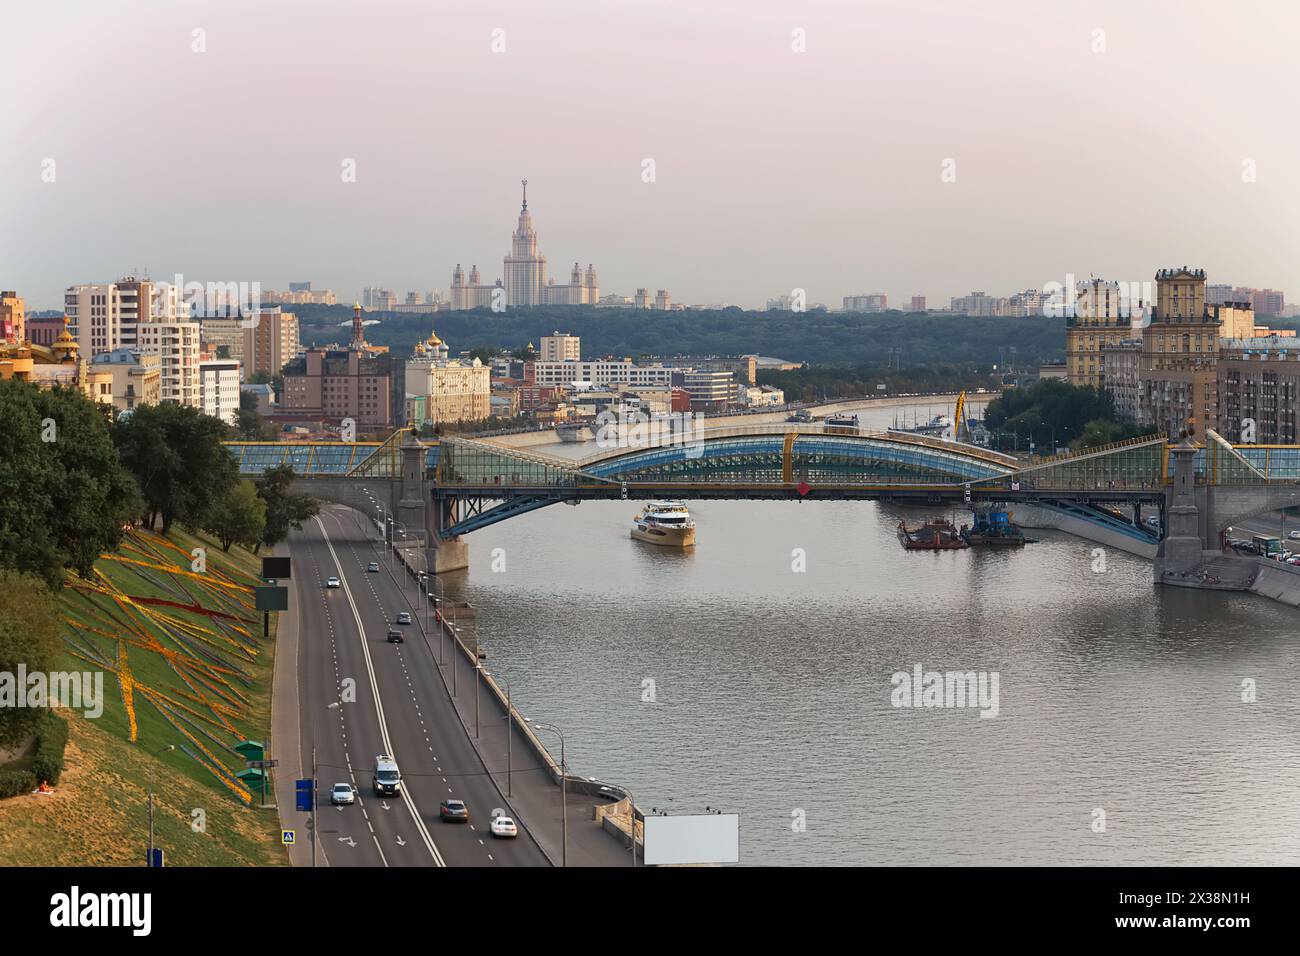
[[6, 0, 1300, 311]]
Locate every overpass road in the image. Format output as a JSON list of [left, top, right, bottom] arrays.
[[292, 509, 550, 866]]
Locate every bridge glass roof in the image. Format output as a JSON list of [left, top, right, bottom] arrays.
[[225, 442, 439, 477], [437, 438, 584, 487], [584, 434, 1009, 485]]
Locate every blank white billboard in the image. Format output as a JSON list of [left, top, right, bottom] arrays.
[[643, 813, 739, 865]]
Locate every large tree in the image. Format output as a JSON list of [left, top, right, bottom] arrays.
[[0, 379, 141, 584], [255, 465, 319, 552], [205, 480, 267, 552], [0, 571, 61, 746], [113, 402, 238, 534]]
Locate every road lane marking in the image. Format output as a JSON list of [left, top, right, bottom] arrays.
[[315, 516, 445, 867]]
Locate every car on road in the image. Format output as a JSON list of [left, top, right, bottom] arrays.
[[326, 576, 341, 589], [489, 814, 518, 839], [367, 561, 380, 572], [373, 755, 402, 797], [386, 628, 404, 644], [1288, 530, 1300, 540], [330, 783, 356, 806], [439, 799, 469, 823], [396, 611, 411, 625]]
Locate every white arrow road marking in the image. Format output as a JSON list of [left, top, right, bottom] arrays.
[[338, 836, 356, 847], [396, 836, 406, 847]]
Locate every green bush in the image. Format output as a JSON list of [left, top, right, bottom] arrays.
[[31, 712, 68, 786], [0, 769, 37, 800]]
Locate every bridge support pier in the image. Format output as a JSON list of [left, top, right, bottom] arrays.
[[1155, 438, 1209, 578], [426, 495, 469, 574]]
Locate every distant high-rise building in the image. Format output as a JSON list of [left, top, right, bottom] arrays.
[[540, 332, 580, 362], [360, 287, 397, 311], [451, 181, 597, 310], [288, 281, 312, 293], [66, 278, 200, 406], [654, 289, 672, 310], [1252, 289, 1285, 316], [634, 288, 651, 309], [504, 180, 547, 307], [910, 295, 926, 313], [843, 294, 887, 312], [243, 307, 299, 379]]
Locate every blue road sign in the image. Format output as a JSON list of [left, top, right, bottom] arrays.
[[282, 830, 296, 845], [148, 848, 164, 868], [295, 779, 314, 812]]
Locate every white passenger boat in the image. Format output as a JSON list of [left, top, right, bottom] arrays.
[[630, 501, 697, 548]]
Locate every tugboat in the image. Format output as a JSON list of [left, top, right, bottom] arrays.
[[897, 516, 969, 550], [960, 506, 1028, 547]]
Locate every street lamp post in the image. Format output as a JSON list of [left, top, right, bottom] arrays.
[[451, 625, 461, 695], [146, 744, 176, 866], [534, 723, 567, 867]]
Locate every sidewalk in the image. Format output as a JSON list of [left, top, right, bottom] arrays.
[[270, 555, 315, 867]]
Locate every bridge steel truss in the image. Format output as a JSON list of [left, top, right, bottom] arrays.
[[431, 430, 1177, 538], [223, 425, 1300, 547]]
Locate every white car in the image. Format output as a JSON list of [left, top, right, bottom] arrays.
[[326, 576, 341, 589], [396, 611, 412, 625], [330, 783, 356, 806], [1288, 530, 1300, 540], [489, 815, 518, 839]]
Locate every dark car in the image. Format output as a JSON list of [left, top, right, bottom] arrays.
[[386, 628, 404, 644], [439, 799, 469, 823]]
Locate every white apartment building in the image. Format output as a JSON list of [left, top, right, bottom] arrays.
[[137, 320, 201, 406], [530, 359, 673, 389], [540, 332, 580, 362], [67, 277, 202, 407], [199, 357, 241, 426]]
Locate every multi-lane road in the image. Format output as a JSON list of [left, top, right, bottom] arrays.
[[291, 506, 550, 866]]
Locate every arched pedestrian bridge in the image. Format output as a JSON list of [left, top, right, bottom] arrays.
[[224, 423, 1300, 576]]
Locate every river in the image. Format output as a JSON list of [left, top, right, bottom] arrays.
[[437, 399, 1300, 865]]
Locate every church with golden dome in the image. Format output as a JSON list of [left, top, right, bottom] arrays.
[[404, 320, 490, 426]]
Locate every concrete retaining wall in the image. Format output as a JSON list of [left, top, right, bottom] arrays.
[[1012, 503, 1158, 559], [1249, 557, 1300, 608]]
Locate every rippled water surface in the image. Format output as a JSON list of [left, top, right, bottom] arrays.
[[439, 401, 1300, 864]]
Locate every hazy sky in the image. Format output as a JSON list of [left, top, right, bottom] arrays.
[[6, 0, 1300, 311]]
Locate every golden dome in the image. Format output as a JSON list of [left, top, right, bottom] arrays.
[[52, 316, 78, 362]]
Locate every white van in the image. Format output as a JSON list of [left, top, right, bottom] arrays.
[[372, 755, 402, 797]]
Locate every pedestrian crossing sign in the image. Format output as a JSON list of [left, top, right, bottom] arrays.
[[282, 829, 296, 845]]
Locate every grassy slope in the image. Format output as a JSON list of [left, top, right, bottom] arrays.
[[0, 528, 286, 866]]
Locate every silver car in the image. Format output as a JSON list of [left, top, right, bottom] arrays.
[[330, 782, 356, 806]]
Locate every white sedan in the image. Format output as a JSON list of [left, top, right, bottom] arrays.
[[326, 576, 341, 589], [1288, 530, 1300, 540], [489, 815, 518, 839], [330, 783, 356, 806]]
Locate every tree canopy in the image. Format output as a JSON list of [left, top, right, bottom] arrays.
[[0, 570, 60, 746], [205, 480, 267, 552], [113, 402, 238, 534], [255, 465, 320, 552], [983, 379, 1145, 451], [0, 379, 141, 584]]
